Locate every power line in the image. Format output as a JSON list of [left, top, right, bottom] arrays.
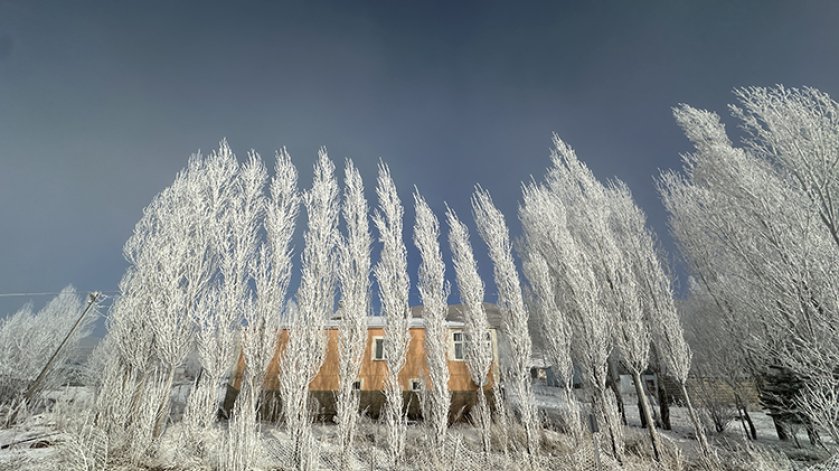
[[0, 290, 120, 298]]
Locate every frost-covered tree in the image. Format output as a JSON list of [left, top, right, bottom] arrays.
[[548, 149, 634, 431], [682, 283, 757, 441], [472, 186, 540, 460], [335, 159, 371, 468], [128, 144, 235, 439], [93, 142, 298, 467], [93, 142, 249, 462], [518, 169, 620, 461], [520, 135, 706, 460], [535, 141, 630, 456], [244, 149, 300, 408], [94, 277, 157, 455], [280, 150, 339, 471], [635, 255, 710, 456], [660, 86, 839, 445], [188, 149, 266, 431], [373, 162, 412, 466], [519, 251, 582, 441], [230, 149, 300, 471], [604, 182, 667, 460], [0, 287, 96, 407], [445, 207, 493, 454], [412, 190, 450, 454]]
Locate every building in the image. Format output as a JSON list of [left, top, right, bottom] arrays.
[[223, 304, 503, 420]]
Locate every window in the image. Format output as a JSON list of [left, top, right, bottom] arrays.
[[410, 378, 423, 392], [372, 337, 385, 360], [451, 330, 493, 361], [452, 331, 464, 360]]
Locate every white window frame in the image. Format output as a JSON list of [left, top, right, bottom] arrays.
[[410, 377, 423, 392], [449, 330, 494, 361], [372, 336, 385, 360], [451, 330, 465, 361]]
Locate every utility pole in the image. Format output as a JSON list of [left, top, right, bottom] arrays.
[[23, 292, 101, 403]]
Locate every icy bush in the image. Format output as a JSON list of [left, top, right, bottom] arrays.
[[0, 287, 94, 407]]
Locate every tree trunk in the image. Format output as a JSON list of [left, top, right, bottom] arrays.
[[806, 422, 821, 447], [679, 381, 711, 458], [152, 365, 177, 439], [198, 373, 221, 427], [734, 394, 756, 440], [657, 379, 671, 430], [772, 415, 789, 441], [129, 368, 150, 427], [742, 407, 757, 440], [337, 383, 359, 471], [562, 386, 583, 444], [491, 381, 510, 457], [607, 357, 627, 425], [632, 370, 661, 462], [596, 388, 623, 464], [476, 383, 492, 455], [648, 346, 671, 431], [638, 397, 648, 428], [737, 406, 751, 439]]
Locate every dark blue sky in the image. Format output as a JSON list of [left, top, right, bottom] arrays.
[[2, 1, 839, 315]]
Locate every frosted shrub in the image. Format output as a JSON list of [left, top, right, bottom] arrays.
[[0, 287, 94, 408], [54, 416, 110, 471]]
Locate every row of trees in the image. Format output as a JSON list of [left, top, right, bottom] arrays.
[[7, 84, 833, 469], [661, 86, 839, 445], [520, 136, 708, 462], [84, 142, 529, 469], [85, 123, 724, 469], [82, 136, 702, 468]]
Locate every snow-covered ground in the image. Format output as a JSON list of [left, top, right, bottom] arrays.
[[2, 385, 836, 470], [531, 385, 835, 466]]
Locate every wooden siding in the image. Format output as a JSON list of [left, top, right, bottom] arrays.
[[230, 327, 497, 393]]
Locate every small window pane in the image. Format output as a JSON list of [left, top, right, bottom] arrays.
[[374, 339, 384, 359], [452, 331, 465, 360]]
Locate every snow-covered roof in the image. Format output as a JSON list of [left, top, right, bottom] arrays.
[[409, 303, 504, 329], [320, 303, 504, 330], [321, 316, 465, 329]]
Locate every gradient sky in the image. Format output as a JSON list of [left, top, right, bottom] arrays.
[[2, 1, 839, 316]]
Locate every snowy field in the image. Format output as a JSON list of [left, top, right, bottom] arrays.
[[1, 385, 836, 471]]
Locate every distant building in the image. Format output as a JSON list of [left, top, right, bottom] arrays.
[[223, 304, 503, 420]]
